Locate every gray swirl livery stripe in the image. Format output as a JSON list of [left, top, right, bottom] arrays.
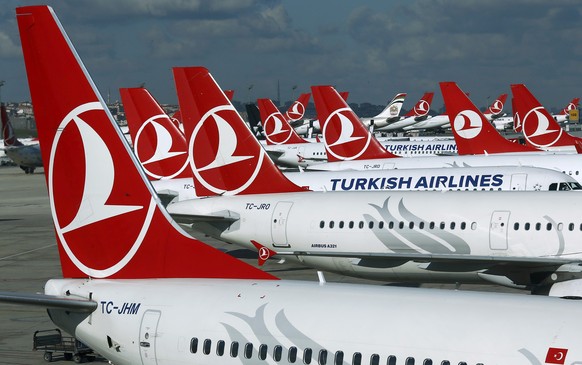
[[368, 197, 470, 255], [518, 348, 542, 365], [544, 215, 565, 256], [223, 304, 330, 363]]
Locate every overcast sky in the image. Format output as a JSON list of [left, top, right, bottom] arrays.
[[1, 0, 581, 111]]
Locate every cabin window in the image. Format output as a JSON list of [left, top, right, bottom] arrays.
[[359, 221, 364, 229], [546, 223, 552, 231], [319, 349, 328, 365], [339, 221, 345, 229], [190, 338, 198, 353], [203, 339, 212, 355], [370, 354, 380, 365], [353, 352, 362, 365], [405, 358, 415, 365], [399, 221, 405, 229], [304, 348, 313, 364], [535, 222, 541, 231], [349, 221, 355, 229], [440, 222, 445, 230], [458, 362, 467, 365], [409, 222, 415, 229], [389, 221, 395, 229], [419, 222, 425, 229], [429, 222, 435, 229], [580, 223, 582, 231], [334, 351, 344, 365], [471, 222, 477, 230], [230, 342, 239, 357], [329, 221, 335, 229], [387, 355, 397, 365], [450, 222, 455, 230], [216, 340, 225, 356], [514, 222, 519, 230], [259, 344, 268, 360], [440, 362, 450, 365], [369, 221, 374, 229], [274, 345, 283, 361], [379, 221, 385, 229], [524, 222, 530, 231], [423, 360, 433, 365], [569, 223, 575, 231], [244, 343, 253, 359], [319, 221, 325, 229], [460, 222, 466, 230], [289, 347, 298, 363]]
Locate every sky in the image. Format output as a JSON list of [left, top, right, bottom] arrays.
[[0, 0, 581, 112]]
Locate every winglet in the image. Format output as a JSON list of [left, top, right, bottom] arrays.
[[251, 240, 278, 266]]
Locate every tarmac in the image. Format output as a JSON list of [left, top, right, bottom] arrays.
[[0, 165, 522, 364]]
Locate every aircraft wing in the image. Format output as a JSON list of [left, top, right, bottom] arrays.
[[0, 291, 97, 312], [265, 150, 285, 161]]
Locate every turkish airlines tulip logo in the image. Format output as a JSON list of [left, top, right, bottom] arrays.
[[489, 99, 504, 115], [453, 110, 482, 139], [264, 112, 293, 145], [49, 102, 155, 278], [286, 101, 305, 121], [522, 106, 562, 148], [322, 107, 371, 160], [134, 114, 188, 179], [414, 100, 430, 117], [189, 104, 264, 195]]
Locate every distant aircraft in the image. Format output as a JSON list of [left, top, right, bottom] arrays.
[[1, 104, 42, 173], [483, 93, 508, 121], [512, 84, 582, 153], [360, 92, 406, 131], [375, 92, 434, 132], [553, 97, 580, 124], [4, 7, 582, 365]]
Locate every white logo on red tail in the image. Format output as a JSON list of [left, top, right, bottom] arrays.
[[134, 114, 188, 179], [453, 110, 482, 139], [190, 105, 264, 195], [323, 108, 370, 160], [489, 99, 504, 115], [264, 112, 293, 145], [413, 100, 430, 117], [522, 107, 562, 148], [286, 101, 305, 121], [49, 102, 155, 278]]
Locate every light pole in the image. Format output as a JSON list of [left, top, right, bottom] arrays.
[[291, 85, 297, 102], [0, 80, 5, 105], [247, 84, 254, 104]]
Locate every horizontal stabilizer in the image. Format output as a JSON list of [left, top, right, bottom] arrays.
[[170, 212, 239, 225], [0, 291, 97, 312]]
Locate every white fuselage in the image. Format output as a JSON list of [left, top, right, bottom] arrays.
[[4, 143, 43, 167], [307, 152, 582, 183], [152, 166, 578, 203], [44, 278, 582, 365], [375, 115, 423, 132], [403, 115, 450, 131], [168, 190, 582, 284]]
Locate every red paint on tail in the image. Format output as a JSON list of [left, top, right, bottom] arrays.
[[257, 98, 308, 145], [285, 93, 310, 121]]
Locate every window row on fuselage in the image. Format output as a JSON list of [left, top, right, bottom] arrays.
[[189, 337, 483, 365]]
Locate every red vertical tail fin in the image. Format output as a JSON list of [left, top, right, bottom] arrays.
[[440, 82, 538, 154], [339, 92, 350, 102], [120, 87, 191, 180], [511, 84, 581, 150], [403, 92, 434, 118], [285, 92, 310, 121], [485, 94, 508, 117], [16, 5, 274, 281], [173, 66, 307, 196], [257, 98, 308, 145], [312, 85, 398, 161]]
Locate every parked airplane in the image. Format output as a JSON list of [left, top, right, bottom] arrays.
[[483, 93, 508, 121], [308, 86, 582, 183], [1, 104, 42, 173], [512, 84, 582, 152], [167, 65, 582, 293], [5, 7, 582, 365], [360, 92, 406, 131], [553, 97, 579, 124], [375, 92, 434, 132]]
